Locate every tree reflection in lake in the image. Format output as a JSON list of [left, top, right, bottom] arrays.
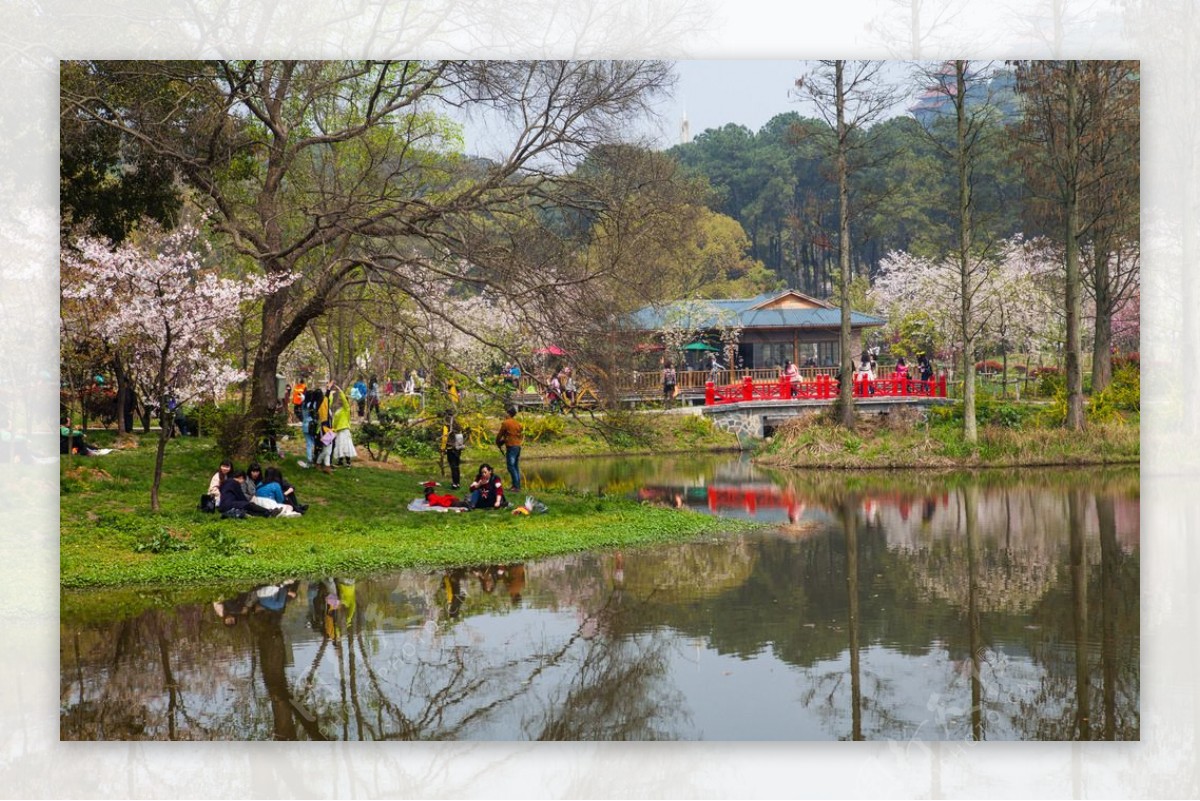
[[61, 467, 1138, 740]]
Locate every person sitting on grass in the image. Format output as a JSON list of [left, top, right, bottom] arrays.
[[243, 462, 264, 499], [207, 459, 233, 503], [60, 414, 103, 456], [467, 463, 508, 510], [252, 470, 302, 517], [265, 466, 307, 514], [422, 480, 470, 509], [219, 469, 277, 517]]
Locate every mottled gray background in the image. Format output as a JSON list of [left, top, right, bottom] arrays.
[[3, 0, 1191, 797]]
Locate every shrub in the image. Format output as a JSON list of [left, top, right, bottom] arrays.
[[202, 401, 258, 458], [1089, 363, 1140, 422], [974, 360, 1004, 375], [358, 407, 435, 462], [1030, 367, 1064, 398], [679, 414, 718, 442], [522, 413, 566, 443], [975, 398, 1031, 429]]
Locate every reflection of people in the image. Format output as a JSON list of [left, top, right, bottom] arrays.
[[504, 564, 526, 606], [443, 569, 467, 619], [213, 580, 298, 626]]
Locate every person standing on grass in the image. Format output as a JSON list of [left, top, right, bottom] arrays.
[[291, 379, 307, 423], [315, 383, 335, 473], [366, 376, 380, 421], [330, 382, 357, 468], [495, 406, 523, 492], [351, 377, 368, 419], [442, 414, 466, 489]]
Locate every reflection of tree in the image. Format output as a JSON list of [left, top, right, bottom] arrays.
[[845, 495, 863, 741], [526, 595, 685, 740]]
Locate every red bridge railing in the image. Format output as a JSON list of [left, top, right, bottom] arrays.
[[705, 374, 948, 406]]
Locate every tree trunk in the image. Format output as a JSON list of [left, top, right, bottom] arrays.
[[150, 410, 172, 512], [1091, 243, 1114, 392], [114, 354, 132, 436], [955, 62, 978, 445], [835, 61, 855, 428], [1064, 63, 1086, 430]]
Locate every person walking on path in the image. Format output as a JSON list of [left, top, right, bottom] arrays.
[[495, 406, 523, 492], [662, 362, 676, 405], [784, 360, 800, 398]]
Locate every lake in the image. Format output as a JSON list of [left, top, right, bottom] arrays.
[[60, 455, 1138, 741]]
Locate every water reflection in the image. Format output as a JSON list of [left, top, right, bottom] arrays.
[[61, 466, 1138, 741]]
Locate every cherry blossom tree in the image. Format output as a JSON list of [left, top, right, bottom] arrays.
[[872, 236, 1063, 397], [62, 220, 287, 510]]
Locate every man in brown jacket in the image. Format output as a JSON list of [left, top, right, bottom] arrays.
[[495, 405, 524, 492]]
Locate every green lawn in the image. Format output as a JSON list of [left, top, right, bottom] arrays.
[[60, 433, 748, 589]]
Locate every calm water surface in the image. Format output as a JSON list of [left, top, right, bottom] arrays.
[[61, 457, 1138, 741]]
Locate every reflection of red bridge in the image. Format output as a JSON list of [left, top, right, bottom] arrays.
[[706, 484, 806, 522]]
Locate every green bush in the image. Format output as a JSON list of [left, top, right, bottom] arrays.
[[1089, 364, 1140, 422], [521, 413, 566, 443], [358, 407, 436, 462], [201, 401, 257, 458], [679, 414, 717, 443], [1036, 369, 1065, 399]]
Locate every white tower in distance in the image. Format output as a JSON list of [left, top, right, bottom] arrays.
[[680, 110, 691, 145]]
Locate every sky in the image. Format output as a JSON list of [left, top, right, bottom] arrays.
[[461, 60, 923, 158], [650, 60, 815, 146]]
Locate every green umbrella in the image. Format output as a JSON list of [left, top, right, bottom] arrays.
[[682, 342, 720, 351]]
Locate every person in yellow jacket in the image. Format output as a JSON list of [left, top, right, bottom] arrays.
[[330, 383, 357, 468]]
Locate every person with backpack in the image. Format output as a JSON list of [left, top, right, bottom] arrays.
[[299, 386, 323, 469]]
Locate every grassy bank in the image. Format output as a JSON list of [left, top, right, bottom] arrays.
[[756, 406, 1139, 469], [60, 429, 747, 589]]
